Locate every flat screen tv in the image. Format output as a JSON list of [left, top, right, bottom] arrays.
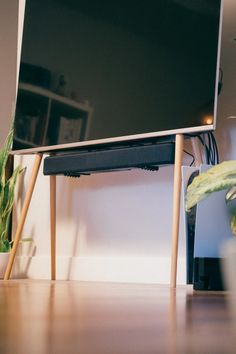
[[13, 0, 223, 154]]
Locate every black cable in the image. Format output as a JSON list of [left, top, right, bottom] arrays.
[[199, 134, 210, 164], [210, 134, 215, 163], [203, 132, 219, 165], [207, 133, 213, 164], [218, 67, 223, 95], [210, 132, 219, 164], [184, 150, 195, 167], [209, 132, 218, 164], [201, 134, 207, 162]]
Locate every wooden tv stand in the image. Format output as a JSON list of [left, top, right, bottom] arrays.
[[4, 134, 184, 288]]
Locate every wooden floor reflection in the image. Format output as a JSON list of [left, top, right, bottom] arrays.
[[0, 280, 235, 354]]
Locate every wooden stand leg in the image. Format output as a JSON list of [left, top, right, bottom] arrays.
[[170, 134, 184, 288], [4, 154, 42, 280], [50, 175, 56, 280]]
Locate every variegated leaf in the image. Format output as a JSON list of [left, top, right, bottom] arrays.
[[226, 186, 236, 202], [231, 212, 236, 236], [186, 161, 236, 211]]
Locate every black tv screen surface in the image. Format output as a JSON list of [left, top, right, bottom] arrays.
[[13, 0, 222, 153]]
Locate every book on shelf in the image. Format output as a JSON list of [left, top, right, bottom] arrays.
[[58, 116, 83, 144]]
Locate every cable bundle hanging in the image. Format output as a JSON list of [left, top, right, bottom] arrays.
[[185, 132, 219, 166], [197, 132, 219, 165]]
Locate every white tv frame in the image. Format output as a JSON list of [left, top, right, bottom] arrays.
[[12, 0, 223, 155]]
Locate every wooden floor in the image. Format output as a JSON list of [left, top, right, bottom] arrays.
[[0, 280, 235, 354]]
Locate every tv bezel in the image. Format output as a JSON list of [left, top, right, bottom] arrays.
[[11, 0, 223, 155]]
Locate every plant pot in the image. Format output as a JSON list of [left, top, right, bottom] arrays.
[[0, 252, 10, 279]]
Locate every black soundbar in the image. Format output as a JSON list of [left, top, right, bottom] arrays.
[[43, 142, 175, 176]]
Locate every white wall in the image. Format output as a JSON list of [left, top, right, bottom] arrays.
[[13, 0, 236, 284], [0, 0, 19, 146], [14, 157, 187, 283], [215, 0, 236, 159]]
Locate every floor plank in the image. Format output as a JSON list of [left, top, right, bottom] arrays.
[[0, 280, 235, 354]]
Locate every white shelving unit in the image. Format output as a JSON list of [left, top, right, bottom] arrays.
[[14, 82, 93, 148]]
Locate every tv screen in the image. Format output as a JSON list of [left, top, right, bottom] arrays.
[[13, 0, 223, 153]]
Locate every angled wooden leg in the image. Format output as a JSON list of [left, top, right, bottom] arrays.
[[50, 175, 56, 280], [4, 153, 42, 280], [170, 134, 184, 288]]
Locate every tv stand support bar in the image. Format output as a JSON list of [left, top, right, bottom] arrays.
[[50, 175, 56, 280], [170, 134, 184, 288], [4, 153, 43, 280], [4, 134, 184, 288]]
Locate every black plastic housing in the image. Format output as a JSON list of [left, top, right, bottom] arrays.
[[43, 142, 175, 176]]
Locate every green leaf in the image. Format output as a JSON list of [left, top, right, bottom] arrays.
[[226, 187, 236, 202], [0, 165, 24, 244], [1, 180, 10, 216], [186, 161, 236, 211], [0, 120, 25, 245], [0, 127, 13, 182], [230, 212, 236, 236], [0, 239, 11, 253], [2, 166, 24, 218]]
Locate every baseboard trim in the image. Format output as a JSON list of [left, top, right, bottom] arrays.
[[12, 255, 186, 284]]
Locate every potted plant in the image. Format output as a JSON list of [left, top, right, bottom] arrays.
[[0, 127, 24, 278]]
